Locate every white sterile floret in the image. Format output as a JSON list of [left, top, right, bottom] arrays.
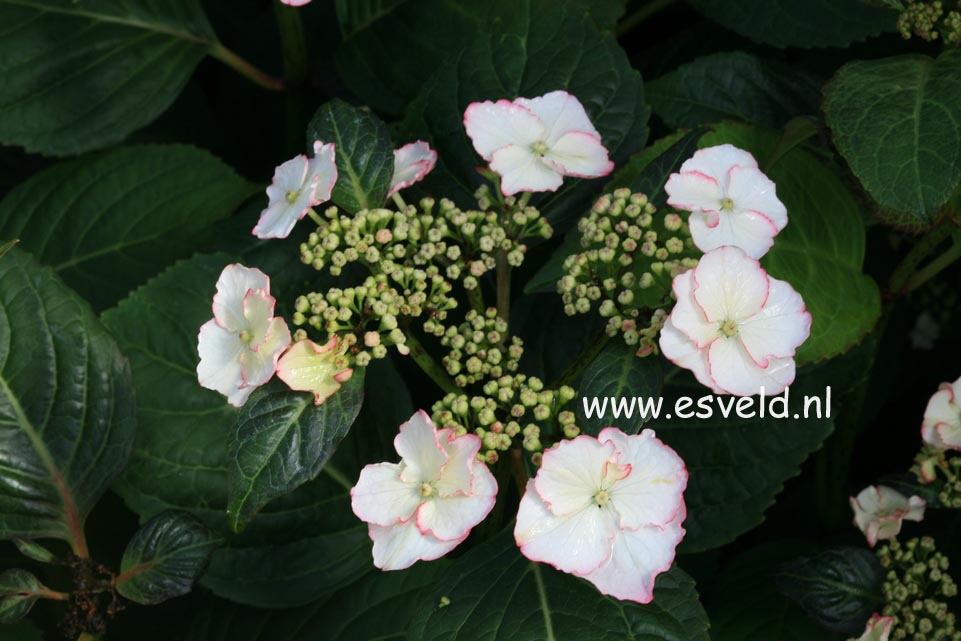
[[253, 141, 337, 239], [921, 375, 961, 451], [389, 141, 437, 196], [850, 485, 926, 548]]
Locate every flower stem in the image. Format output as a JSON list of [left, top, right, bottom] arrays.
[[274, 1, 308, 88], [551, 330, 610, 388], [902, 234, 961, 294], [887, 224, 954, 298], [392, 193, 408, 210], [510, 448, 529, 494], [209, 43, 285, 91], [306, 207, 324, 227], [496, 250, 511, 322], [403, 332, 460, 395], [615, 0, 676, 37]]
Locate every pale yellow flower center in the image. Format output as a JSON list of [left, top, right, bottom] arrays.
[[531, 141, 549, 156], [286, 190, 300, 203], [721, 196, 735, 211], [594, 489, 611, 507], [419, 482, 435, 499], [720, 319, 739, 338], [239, 329, 254, 344]]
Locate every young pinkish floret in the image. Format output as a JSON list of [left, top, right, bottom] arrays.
[[388, 141, 437, 196], [850, 485, 926, 548], [275, 336, 353, 405]]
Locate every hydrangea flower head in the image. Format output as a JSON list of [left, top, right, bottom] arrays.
[[463, 90, 613, 196], [253, 141, 337, 239], [197, 264, 291, 407], [849, 614, 894, 641], [276, 336, 353, 405], [388, 141, 437, 196], [351, 411, 498, 570], [514, 428, 687, 603], [921, 375, 961, 451], [665, 144, 787, 259], [850, 485, 925, 548], [659, 246, 811, 396]]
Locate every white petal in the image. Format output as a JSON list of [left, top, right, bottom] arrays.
[[853, 615, 895, 641], [515, 480, 618, 575], [351, 462, 422, 526], [691, 246, 769, 323], [737, 278, 811, 367], [727, 165, 788, 231], [580, 504, 686, 604], [514, 90, 600, 146], [921, 381, 961, 450], [543, 131, 613, 178], [678, 144, 758, 191], [197, 320, 245, 403], [388, 141, 436, 196], [534, 436, 617, 516], [275, 337, 352, 405], [599, 428, 687, 529], [253, 200, 304, 240], [708, 338, 795, 396], [272, 154, 310, 195], [435, 432, 481, 497], [668, 271, 719, 348], [416, 466, 497, 541], [395, 411, 448, 484], [308, 141, 338, 204], [664, 171, 723, 213], [212, 264, 269, 331], [688, 207, 780, 259], [240, 317, 291, 389], [242, 289, 276, 349], [490, 145, 564, 196], [463, 100, 545, 160], [658, 319, 720, 393], [368, 519, 464, 571]]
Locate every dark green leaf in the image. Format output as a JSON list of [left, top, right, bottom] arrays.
[[227, 375, 365, 533], [686, 0, 895, 48], [777, 547, 884, 635], [0, 569, 44, 623], [824, 51, 961, 229], [334, 0, 406, 38], [409, 530, 709, 641], [577, 342, 662, 436], [305, 100, 394, 213], [0, 247, 135, 552], [648, 52, 821, 129], [117, 510, 219, 605], [0, 0, 219, 155], [0, 145, 255, 311], [12, 539, 54, 564], [0, 239, 17, 259]]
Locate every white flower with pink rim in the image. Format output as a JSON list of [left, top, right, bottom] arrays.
[[351, 411, 498, 571], [665, 144, 787, 259], [849, 614, 894, 641], [658, 246, 811, 397], [850, 485, 925, 548], [276, 336, 354, 406], [389, 141, 437, 197], [514, 428, 687, 604], [253, 141, 337, 239], [921, 375, 961, 451], [463, 90, 613, 196], [197, 264, 291, 407]]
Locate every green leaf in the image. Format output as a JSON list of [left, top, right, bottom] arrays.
[[0, 247, 135, 552], [0, 239, 18, 259], [648, 52, 821, 129], [698, 123, 881, 364], [824, 51, 961, 229], [0, 0, 219, 155], [227, 376, 366, 533], [334, 0, 406, 38], [0, 145, 255, 311], [777, 547, 884, 635], [305, 99, 394, 213], [12, 539, 54, 564], [0, 569, 45, 623], [577, 342, 662, 436], [0, 619, 44, 640], [399, 0, 649, 229], [686, 0, 895, 48], [409, 530, 709, 641], [187, 563, 447, 641], [117, 510, 219, 605]]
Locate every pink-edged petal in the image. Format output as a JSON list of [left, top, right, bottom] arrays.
[[416, 465, 497, 541], [395, 411, 448, 484], [490, 146, 563, 196], [266, 155, 309, 203], [727, 165, 787, 231], [275, 337, 351, 405], [535, 436, 617, 516], [579, 503, 686, 604], [688, 207, 780, 259], [514, 90, 600, 145], [543, 131, 614, 179], [678, 144, 758, 191], [239, 317, 291, 389], [921, 380, 961, 450], [668, 271, 719, 348], [664, 171, 723, 213], [435, 432, 481, 497], [737, 278, 811, 367], [242, 289, 276, 348], [708, 338, 795, 396], [463, 100, 545, 160], [933, 422, 961, 450], [599, 428, 687, 529], [351, 462, 423, 526], [253, 200, 302, 240], [197, 320, 245, 403], [280, 0, 312, 5], [388, 141, 437, 196], [308, 141, 338, 205], [368, 519, 464, 571], [691, 246, 769, 323], [853, 614, 895, 641], [515, 480, 618, 575], [658, 319, 722, 393], [212, 264, 269, 331]]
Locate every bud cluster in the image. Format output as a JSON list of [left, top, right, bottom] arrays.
[[877, 537, 960, 641], [897, 0, 961, 45], [558, 189, 697, 355], [431, 376, 578, 461], [439, 307, 524, 386], [914, 447, 961, 509]]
